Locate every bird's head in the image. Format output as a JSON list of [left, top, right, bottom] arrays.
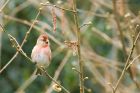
[[37, 34, 49, 47]]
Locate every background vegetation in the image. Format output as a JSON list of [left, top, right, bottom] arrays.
[[1, 0, 140, 93]]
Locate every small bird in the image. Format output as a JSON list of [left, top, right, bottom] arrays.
[[31, 34, 51, 75]]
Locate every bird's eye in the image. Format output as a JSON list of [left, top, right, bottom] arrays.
[[45, 40, 49, 44]]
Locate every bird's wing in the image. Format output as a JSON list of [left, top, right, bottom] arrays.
[[47, 47, 52, 61], [31, 45, 38, 62]]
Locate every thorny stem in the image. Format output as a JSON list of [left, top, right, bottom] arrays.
[[72, 0, 84, 93], [0, 9, 40, 74], [113, 28, 140, 93]]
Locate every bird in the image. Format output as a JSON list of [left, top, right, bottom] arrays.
[[31, 34, 51, 75]]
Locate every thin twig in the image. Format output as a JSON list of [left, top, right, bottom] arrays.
[[126, 55, 140, 70], [0, 0, 10, 12], [84, 86, 92, 93], [46, 51, 71, 93], [0, 9, 41, 74], [0, 24, 5, 32], [77, 9, 108, 18], [20, 10, 40, 47], [113, 27, 140, 93], [72, 0, 84, 93], [15, 46, 65, 93], [108, 83, 115, 93], [72, 66, 81, 74], [8, 34, 70, 93], [10, 1, 30, 16], [113, 0, 127, 57], [0, 52, 18, 74], [16, 70, 38, 93], [39, 67, 70, 93], [80, 22, 92, 28], [112, 0, 140, 91], [41, 3, 75, 13], [91, 27, 122, 49], [1, 14, 62, 45]]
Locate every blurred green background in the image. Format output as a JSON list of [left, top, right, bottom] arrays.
[[1, 0, 140, 93]]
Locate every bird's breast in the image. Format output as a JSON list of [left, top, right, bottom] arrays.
[[34, 49, 50, 67]]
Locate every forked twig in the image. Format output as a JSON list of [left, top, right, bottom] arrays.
[[126, 55, 140, 70], [113, 28, 140, 93], [8, 34, 70, 93], [0, 9, 41, 74]]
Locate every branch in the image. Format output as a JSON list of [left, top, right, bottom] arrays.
[[16, 70, 38, 93], [0, 9, 41, 74], [0, 0, 10, 12], [45, 51, 71, 93], [1, 14, 63, 45], [113, 26, 140, 93], [91, 27, 122, 49], [0, 24, 5, 32], [72, 0, 84, 93], [40, 2, 76, 13], [8, 34, 70, 93], [113, 0, 127, 57], [39, 67, 70, 93], [126, 55, 140, 70], [112, 0, 140, 91]]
